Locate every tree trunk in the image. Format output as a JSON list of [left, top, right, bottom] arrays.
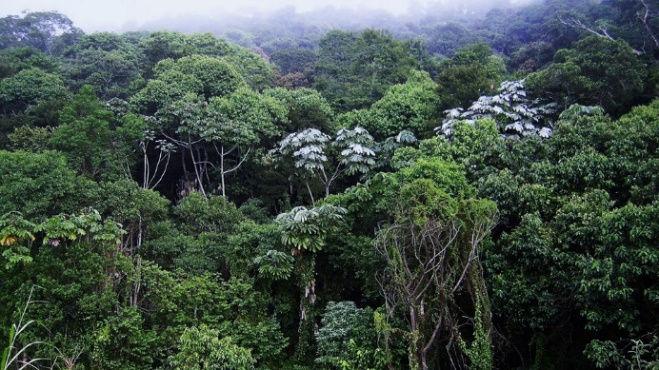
[[305, 181, 315, 205], [295, 254, 317, 362], [142, 144, 148, 189], [188, 145, 206, 197], [409, 305, 422, 370], [421, 350, 429, 370], [220, 145, 226, 198]]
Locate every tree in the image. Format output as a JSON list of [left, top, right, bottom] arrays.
[[557, 0, 659, 55], [0, 150, 94, 218], [205, 88, 286, 198], [135, 266, 286, 367], [61, 32, 144, 99], [436, 43, 505, 109], [264, 87, 335, 133], [481, 100, 659, 368], [0, 67, 68, 115], [422, 22, 481, 57], [526, 36, 646, 114], [275, 126, 376, 202], [153, 88, 286, 199], [50, 86, 124, 179], [130, 53, 247, 116], [0, 12, 81, 52], [373, 129, 418, 171], [0, 7, 656, 370], [0, 210, 129, 369], [0, 212, 36, 270], [375, 174, 497, 370], [90, 307, 156, 370], [131, 51, 280, 199], [154, 55, 246, 100], [138, 32, 233, 74], [143, 192, 244, 272], [276, 204, 346, 361], [270, 47, 317, 75], [221, 47, 275, 91], [0, 47, 59, 78], [7, 125, 53, 152], [437, 80, 558, 138], [94, 178, 169, 255], [314, 29, 419, 110], [364, 70, 441, 139], [118, 113, 176, 190]]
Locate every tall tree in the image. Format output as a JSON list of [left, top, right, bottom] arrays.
[[375, 166, 497, 370], [0, 12, 81, 53], [275, 126, 376, 202], [276, 204, 346, 361]]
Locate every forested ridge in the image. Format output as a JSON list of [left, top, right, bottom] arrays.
[[0, 0, 657, 369]]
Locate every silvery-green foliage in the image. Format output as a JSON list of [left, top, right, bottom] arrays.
[[277, 127, 377, 176], [335, 126, 376, 175], [275, 127, 377, 197], [395, 130, 417, 144], [277, 128, 330, 171], [437, 79, 557, 139]]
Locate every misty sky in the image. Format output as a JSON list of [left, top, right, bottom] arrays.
[[1, 0, 533, 32]]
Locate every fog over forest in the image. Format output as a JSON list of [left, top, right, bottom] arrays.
[[2, 0, 536, 32]]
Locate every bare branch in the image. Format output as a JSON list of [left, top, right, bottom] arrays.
[[637, 0, 659, 49], [558, 15, 643, 55]]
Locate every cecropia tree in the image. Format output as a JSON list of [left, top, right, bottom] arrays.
[[275, 126, 376, 202], [276, 204, 347, 361], [437, 80, 557, 139]]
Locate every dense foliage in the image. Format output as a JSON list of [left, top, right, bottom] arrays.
[[0, 1, 657, 369]]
